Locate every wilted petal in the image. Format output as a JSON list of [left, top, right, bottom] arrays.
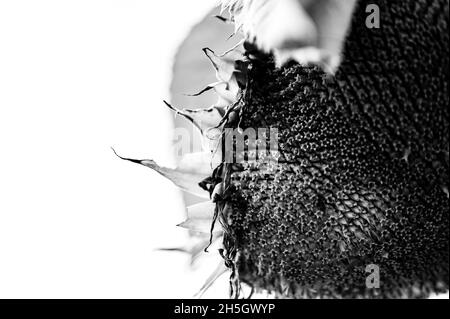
[[217, 38, 245, 58], [188, 81, 237, 106], [164, 100, 224, 135], [214, 15, 229, 23], [187, 201, 216, 219], [177, 218, 221, 234], [187, 81, 225, 97], [164, 100, 225, 154], [157, 233, 224, 266], [195, 262, 229, 298], [203, 47, 236, 83], [177, 201, 221, 233], [112, 148, 210, 199]]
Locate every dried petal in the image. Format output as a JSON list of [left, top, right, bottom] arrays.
[[195, 262, 229, 298], [188, 81, 237, 106], [112, 148, 210, 198], [157, 233, 224, 266], [177, 201, 221, 233], [164, 100, 224, 135], [203, 47, 236, 83], [187, 201, 216, 220]]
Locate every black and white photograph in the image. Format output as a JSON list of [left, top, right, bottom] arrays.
[[0, 0, 448, 310]]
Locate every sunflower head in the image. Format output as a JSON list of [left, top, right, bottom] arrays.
[[118, 0, 449, 298]]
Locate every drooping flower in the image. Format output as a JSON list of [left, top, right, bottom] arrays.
[[117, 0, 449, 298]]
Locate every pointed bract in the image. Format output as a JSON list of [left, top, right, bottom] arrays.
[[157, 233, 224, 266], [112, 148, 210, 199], [177, 201, 221, 233], [164, 100, 225, 154], [217, 39, 245, 58], [195, 262, 229, 298], [187, 201, 216, 219], [177, 218, 221, 234], [188, 81, 237, 106], [187, 81, 224, 97], [164, 100, 224, 135], [203, 48, 236, 83]]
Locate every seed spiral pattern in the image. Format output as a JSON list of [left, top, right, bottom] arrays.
[[217, 0, 449, 298]]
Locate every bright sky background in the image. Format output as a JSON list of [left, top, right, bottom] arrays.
[[0, 0, 231, 298]]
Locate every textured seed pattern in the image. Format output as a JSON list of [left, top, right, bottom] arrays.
[[219, 0, 449, 298]]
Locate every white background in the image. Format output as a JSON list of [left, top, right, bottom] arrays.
[[0, 0, 230, 298]]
